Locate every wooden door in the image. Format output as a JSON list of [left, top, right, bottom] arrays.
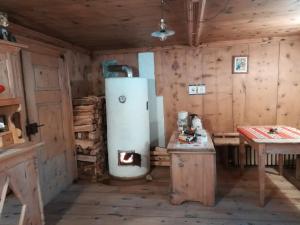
[[21, 48, 75, 204]]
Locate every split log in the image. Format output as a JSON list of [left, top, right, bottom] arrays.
[[74, 124, 96, 132]]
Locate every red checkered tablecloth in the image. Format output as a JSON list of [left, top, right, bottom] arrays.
[[237, 126, 300, 143]]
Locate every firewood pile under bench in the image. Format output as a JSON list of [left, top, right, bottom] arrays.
[[72, 96, 107, 182], [151, 147, 170, 166]]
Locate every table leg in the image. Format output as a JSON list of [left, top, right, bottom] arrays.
[[296, 155, 300, 180], [223, 145, 229, 168], [239, 136, 245, 171], [258, 144, 266, 207], [278, 154, 284, 176]]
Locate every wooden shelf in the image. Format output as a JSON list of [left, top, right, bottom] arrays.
[[0, 98, 21, 107], [0, 40, 28, 49]]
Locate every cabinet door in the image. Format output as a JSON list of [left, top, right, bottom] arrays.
[[0, 47, 23, 100], [0, 52, 14, 99]]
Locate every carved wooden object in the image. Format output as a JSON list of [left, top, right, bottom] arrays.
[[0, 143, 44, 225]]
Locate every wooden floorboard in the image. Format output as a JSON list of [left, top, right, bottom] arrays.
[[2, 167, 300, 225]]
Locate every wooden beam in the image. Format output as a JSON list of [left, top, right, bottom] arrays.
[[186, 0, 194, 46], [10, 22, 90, 54], [194, 0, 207, 46]]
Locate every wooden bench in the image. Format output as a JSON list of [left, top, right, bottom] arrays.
[[213, 132, 240, 146], [213, 132, 298, 172], [213, 133, 240, 167]]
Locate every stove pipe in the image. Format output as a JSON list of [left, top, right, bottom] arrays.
[[107, 65, 133, 78]]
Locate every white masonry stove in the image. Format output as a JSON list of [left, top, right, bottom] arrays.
[[105, 77, 150, 179]]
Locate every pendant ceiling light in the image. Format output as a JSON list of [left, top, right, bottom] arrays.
[[151, 0, 175, 41]]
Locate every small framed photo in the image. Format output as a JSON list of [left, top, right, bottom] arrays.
[[232, 56, 248, 74]]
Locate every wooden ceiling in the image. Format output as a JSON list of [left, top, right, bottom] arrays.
[[0, 0, 300, 50], [201, 0, 300, 43]]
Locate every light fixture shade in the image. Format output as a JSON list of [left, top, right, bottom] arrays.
[[151, 29, 175, 41], [151, 18, 175, 41]]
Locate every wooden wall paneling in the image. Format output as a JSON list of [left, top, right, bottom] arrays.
[[202, 48, 218, 133], [185, 47, 203, 118], [231, 44, 249, 130], [66, 50, 91, 98], [172, 48, 189, 111], [154, 50, 164, 96], [277, 39, 300, 128], [161, 48, 188, 142], [215, 47, 234, 132], [161, 49, 176, 143], [245, 42, 279, 125], [90, 54, 105, 96]]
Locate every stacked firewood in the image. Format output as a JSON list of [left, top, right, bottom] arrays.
[[150, 147, 170, 166], [72, 96, 107, 182]]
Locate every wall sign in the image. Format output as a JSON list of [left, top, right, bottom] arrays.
[[232, 56, 249, 74], [188, 84, 206, 95]]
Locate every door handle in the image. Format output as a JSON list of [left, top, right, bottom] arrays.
[[26, 122, 45, 137]]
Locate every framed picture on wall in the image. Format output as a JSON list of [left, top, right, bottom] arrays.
[[232, 56, 248, 74]]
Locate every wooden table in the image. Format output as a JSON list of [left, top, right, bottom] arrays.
[[167, 131, 216, 206], [238, 126, 300, 207]]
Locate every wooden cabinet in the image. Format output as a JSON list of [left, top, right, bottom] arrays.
[[0, 40, 27, 146], [167, 131, 216, 206]]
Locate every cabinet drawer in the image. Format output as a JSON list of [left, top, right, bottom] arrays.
[[0, 131, 14, 147]]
